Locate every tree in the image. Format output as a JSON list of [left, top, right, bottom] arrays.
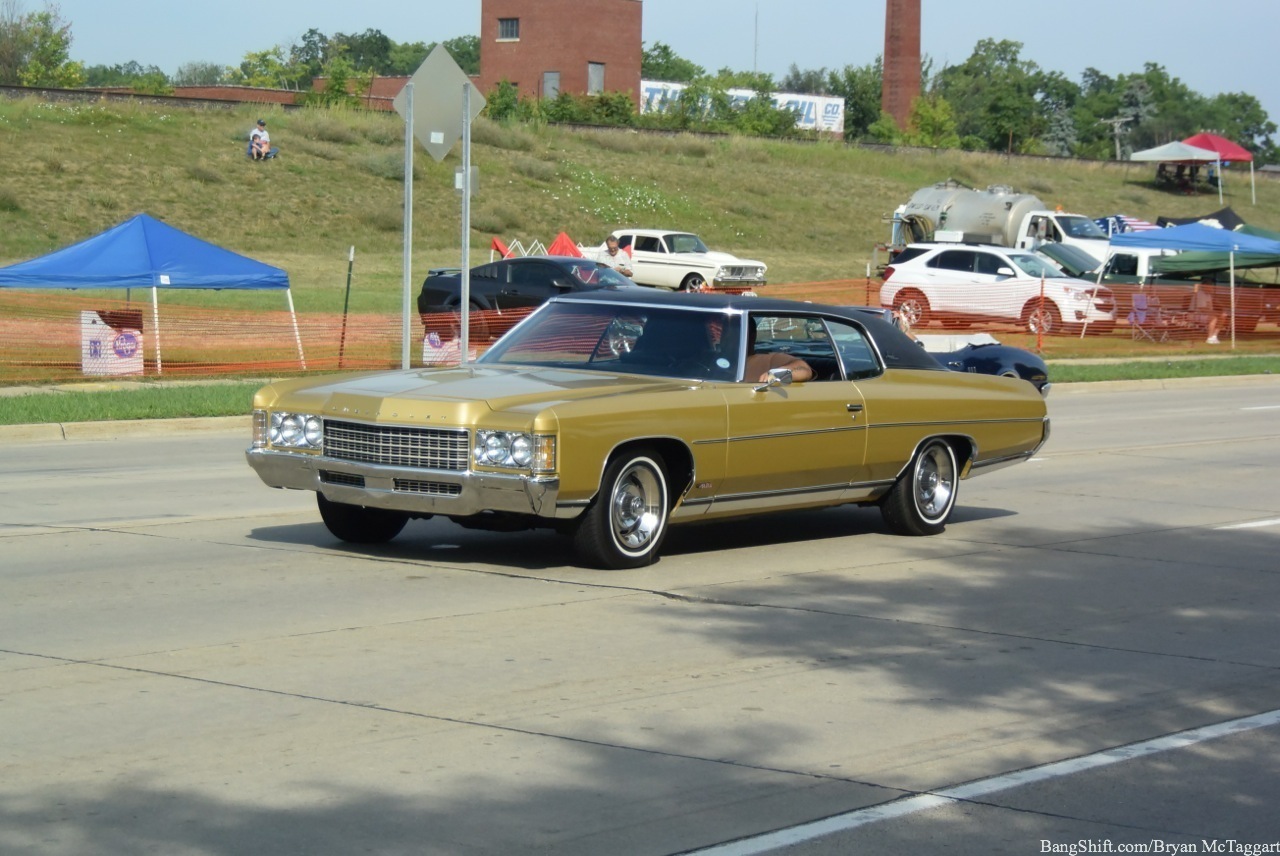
[[826, 58, 881, 140], [778, 64, 829, 95], [931, 39, 1045, 152], [641, 41, 703, 82], [440, 35, 478, 76], [0, 1, 83, 87], [288, 28, 329, 84], [330, 28, 391, 72], [173, 61, 224, 87], [903, 94, 960, 148], [226, 46, 289, 88], [387, 40, 428, 76]]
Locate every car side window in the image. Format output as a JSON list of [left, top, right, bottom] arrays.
[[634, 236, 662, 253], [973, 252, 1005, 276], [616, 234, 633, 251], [1109, 254, 1138, 277], [931, 250, 975, 272], [825, 319, 881, 380]]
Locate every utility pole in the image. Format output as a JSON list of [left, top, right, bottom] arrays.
[[1099, 116, 1133, 160]]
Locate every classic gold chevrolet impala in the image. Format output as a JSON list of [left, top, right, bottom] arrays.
[[247, 291, 1049, 569]]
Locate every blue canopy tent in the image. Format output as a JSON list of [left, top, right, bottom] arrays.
[[0, 214, 303, 372], [1111, 223, 1280, 346]]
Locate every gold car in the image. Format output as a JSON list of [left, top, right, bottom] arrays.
[[247, 291, 1050, 569]]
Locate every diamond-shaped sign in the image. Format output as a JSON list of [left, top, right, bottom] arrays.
[[393, 44, 486, 163]]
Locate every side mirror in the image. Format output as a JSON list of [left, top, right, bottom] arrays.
[[996, 266, 1015, 277], [753, 367, 793, 393], [551, 277, 574, 289]]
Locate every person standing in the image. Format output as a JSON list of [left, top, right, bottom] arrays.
[[596, 234, 633, 278]]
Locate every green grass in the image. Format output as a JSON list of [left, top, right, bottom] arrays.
[[0, 382, 262, 425], [3, 95, 1278, 318], [3, 359, 1276, 426], [1049, 356, 1280, 383]]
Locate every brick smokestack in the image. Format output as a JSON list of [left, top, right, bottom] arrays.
[[881, 0, 921, 129]]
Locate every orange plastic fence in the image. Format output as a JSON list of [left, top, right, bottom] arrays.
[[0, 283, 1276, 384]]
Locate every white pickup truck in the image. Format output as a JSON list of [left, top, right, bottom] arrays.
[[606, 229, 767, 293]]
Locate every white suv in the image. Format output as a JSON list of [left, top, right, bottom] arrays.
[[881, 243, 1115, 334]]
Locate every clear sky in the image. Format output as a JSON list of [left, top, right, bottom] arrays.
[[43, 0, 1280, 134]]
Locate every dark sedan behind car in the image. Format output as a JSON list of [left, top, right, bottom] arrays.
[[418, 255, 633, 320]]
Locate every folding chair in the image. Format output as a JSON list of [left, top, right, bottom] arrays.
[[1128, 291, 1169, 343]]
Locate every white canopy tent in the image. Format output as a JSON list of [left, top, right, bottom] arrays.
[[1129, 142, 1224, 204]]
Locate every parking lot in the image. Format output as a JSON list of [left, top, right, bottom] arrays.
[[2, 378, 1278, 855]]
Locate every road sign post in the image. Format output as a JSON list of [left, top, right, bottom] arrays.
[[393, 46, 486, 369]]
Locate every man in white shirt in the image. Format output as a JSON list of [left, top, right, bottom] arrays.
[[250, 119, 271, 160], [595, 235, 633, 278]]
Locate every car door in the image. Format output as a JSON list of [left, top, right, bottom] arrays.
[[495, 261, 572, 311], [627, 234, 676, 289], [971, 249, 1026, 321], [923, 249, 978, 316], [715, 314, 869, 511]]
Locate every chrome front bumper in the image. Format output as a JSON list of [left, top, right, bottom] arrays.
[[245, 447, 573, 519]]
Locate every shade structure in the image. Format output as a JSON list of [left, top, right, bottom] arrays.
[[1112, 223, 1280, 347], [0, 214, 301, 373], [1128, 141, 1220, 163], [1182, 133, 1256, 204]]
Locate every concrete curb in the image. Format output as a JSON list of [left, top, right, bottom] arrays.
[[0, 415, 250, 443]]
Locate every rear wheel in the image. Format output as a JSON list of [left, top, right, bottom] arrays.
[[1023, 301, 1062, 335], [895, 290, 931, 328], [880, 439, 958, 536], [573, 450, 670, 569], [317, 494, 409, 543]]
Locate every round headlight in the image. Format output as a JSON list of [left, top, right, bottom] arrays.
[[484, 432, 511, 463], [509, 435, 533, 467], [269, 411, 286, 444], [304, 416, 323, 447], [278, 414, 304, 444]]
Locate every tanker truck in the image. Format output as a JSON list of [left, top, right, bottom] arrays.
[[889, 180, 1111, 265]]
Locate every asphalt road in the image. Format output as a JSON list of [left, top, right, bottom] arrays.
[[2, 378, 1278, 856]]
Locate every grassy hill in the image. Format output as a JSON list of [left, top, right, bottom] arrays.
[[2, 94, 1278, 317]]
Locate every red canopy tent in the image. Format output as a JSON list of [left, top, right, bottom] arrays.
[[546, 231, 583, 257], [1182, 133, 1256, 204]]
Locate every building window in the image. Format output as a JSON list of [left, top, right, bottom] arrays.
[[542, 71, 560, 99], [498, 18, 519, 40], [587, 62, 605, 95]]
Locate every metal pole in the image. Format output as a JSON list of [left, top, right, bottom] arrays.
[[460, 81, 472, 366], [338, 245, 354, 369], [402, 82, 414, 370]]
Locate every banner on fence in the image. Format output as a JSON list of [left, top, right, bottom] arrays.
[[80, 310, 144, 376]]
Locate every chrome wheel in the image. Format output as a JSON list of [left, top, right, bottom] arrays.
[[574, 452, 670, 569]]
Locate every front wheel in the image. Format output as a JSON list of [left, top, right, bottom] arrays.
[[573, 451, 670, 569], [317, 494, 409, 543], [880, 439, 958, 536], [678, 273, 707, 292]]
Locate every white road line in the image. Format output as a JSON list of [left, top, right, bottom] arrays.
[[1241, 405, 1280, 411], [1215, 518, 1280, 530], [686, 708, 1280, 856]]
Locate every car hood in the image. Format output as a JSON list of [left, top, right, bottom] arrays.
[[259, 365, 697, 424], [689, 250, 765, 267]]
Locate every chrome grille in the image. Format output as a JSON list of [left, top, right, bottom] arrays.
[[394, 479, 462, 496], [324, 420, 469, 471], [320, 470, 365, 488]]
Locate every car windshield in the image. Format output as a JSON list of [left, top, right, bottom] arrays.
[[479, 302, 741, 381], [665, 233, 710, 254], [1010, 253, 1069, 279], [565, 262, 632, 288], [1057, 216, 1108, 239]]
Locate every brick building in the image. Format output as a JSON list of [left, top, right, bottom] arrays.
[[475, 0, 642, 108]]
